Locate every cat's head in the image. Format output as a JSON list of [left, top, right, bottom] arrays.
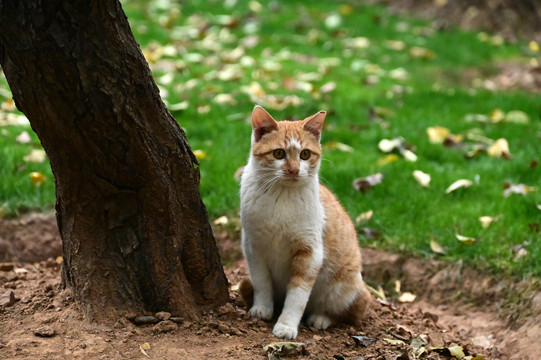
[[249, 105, 325, 187]]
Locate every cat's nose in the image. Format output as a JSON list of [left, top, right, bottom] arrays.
[[287, 167, 300, 176]]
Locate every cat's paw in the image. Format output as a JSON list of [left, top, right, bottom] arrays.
[[306, 314, 332, 329], [272, 322, 298, 339], [249, 305, 273, 320]]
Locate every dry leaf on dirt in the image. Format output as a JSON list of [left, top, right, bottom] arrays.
[[413, 170, 431, 187], [351, 335, 377, 347], [263, 341, 305, 360], [353, 173, 383, 192], [398, 292, 416, 303], [455, 233, 478, 246], [430, 238, 446, 255], [383, 338, 405, 346], [139, 342, 151, 357], [445, 179, 473, 194]]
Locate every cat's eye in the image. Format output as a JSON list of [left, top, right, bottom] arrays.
[[273, 149, 286, 159], [300, 149, 311, 160]]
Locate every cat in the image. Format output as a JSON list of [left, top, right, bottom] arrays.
[[239, 105, 371, 340]]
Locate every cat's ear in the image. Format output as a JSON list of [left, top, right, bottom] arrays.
[[252, 105, 278, 142], [303, 111, 326, 141]]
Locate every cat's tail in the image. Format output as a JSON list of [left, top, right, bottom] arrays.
[[239, 278, 254, 309]]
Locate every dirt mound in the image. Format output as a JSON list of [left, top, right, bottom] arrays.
[[0, 214, 539, 359]]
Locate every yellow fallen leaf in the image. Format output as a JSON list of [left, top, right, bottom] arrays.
[[193, 149, 207, 160], [487, 138, 511, 158], [398, 292, 416, 303], [445, 179, 473, 194], [409, 46, 435, 59], [394, 280, 401, 293], [213, 216, 229, 226], [140, 342, 151, 357], [55, 256, 63, 265], [384, 338, 405, 345], [456, 233, 478, 246], [401, 149, 417, 162], [377, 154, 400, 167], [529, 40, 540, 52], [339, 4, 353, 15], [323, 141, 354, 152], [1, 98, 16, 111], [355, 210, 374, 225], [448, 345, 465, 359], [426, 126, 450, 144], [430, 238, 446, 255], [413, 170, 431, 187], [29, 172, 47, 187], [479, 215, 501, 228], [490, 109, 505, 123], [24, 149, 47, 163]]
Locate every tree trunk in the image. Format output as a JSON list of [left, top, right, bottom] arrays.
[[0, 0, 229, 321]]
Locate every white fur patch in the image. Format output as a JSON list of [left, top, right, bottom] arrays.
[[287, 137, 302, 151]]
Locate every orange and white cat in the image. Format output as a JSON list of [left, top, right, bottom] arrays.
[[240, 106, 371, 339]]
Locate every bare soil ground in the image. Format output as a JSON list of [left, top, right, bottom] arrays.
[[1, 213, 540, 359]]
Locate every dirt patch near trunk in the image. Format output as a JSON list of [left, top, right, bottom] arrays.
[[0, 214, 539, 359]]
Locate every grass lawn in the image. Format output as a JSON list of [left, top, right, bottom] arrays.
[[1, 0, 540, 277]]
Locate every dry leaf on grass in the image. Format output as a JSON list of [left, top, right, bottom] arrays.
[[355, 210, 374, 225], [487, 138, 511, 158], [29, 172, 47, 187], [503, 183, 537, 197], [430, 238, 446, 255], [413, 170, 431, 187], [353, 173, 383, 192], [445, 179, 473, 194], [455, 233, 478, 246], [16, 131, 32, 144], [426, 126, 450, 144]]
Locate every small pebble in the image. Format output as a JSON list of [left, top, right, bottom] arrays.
[[134, 315, 159, 325], [34, 326, 56, 337]]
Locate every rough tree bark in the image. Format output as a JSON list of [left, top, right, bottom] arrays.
[[0, 0, 229, 320]]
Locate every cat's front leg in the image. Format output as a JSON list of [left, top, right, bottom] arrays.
[[273, 242, 322, 339], [245, 249, 274, 320]]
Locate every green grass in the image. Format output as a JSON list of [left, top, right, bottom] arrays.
[[1, 0, 540, 277]]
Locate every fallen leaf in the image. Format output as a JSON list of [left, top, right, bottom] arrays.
[[426, 126, 450, 144], [537, 204, 541, 211], [402, 149, 417, 162], [389, 68, 409, 81], [448, 345, 465, 359], [323, 141, 353, 152], [360, 227, 382, 239], [1, 98, 16, 111], [355, 210, 374, 225], [24, 149, 47, 163], [320, 81, 337, 94], [490, 109, 505, 123], [455, 233, 478, 246], [394, 280, 401, 294], [193, 149, 207, 160], [430, 238, 446, 255], [213, 216, 229, 226], [264, 341, 305, 359], [16, 131, 32, 144], [479, 215, 501, 228], [324, 13, 342, 29], [169, 101, 189, 111], [213, 93, 237, 105], [398, 292, 416, 303], [377, 154, 400, 167], [503, 183, 537, 197], [378, 138, 404, 153], [413, 170, 431, 187], [504, 110, 529, 124], [487, 138, 511, 158], [367, 284, 386, 300], [29, 172, 47, 187], [353, 173, 383, 192], [384, 338, 405, 346], [409, 46, 435, 59], [351, 335, 377, 347], [140, 342, 151, 358], [530, 40, 540, 52], [385, 40, 406, 51], [513, 248, 529, 262], [445, 179, 473, 194]]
